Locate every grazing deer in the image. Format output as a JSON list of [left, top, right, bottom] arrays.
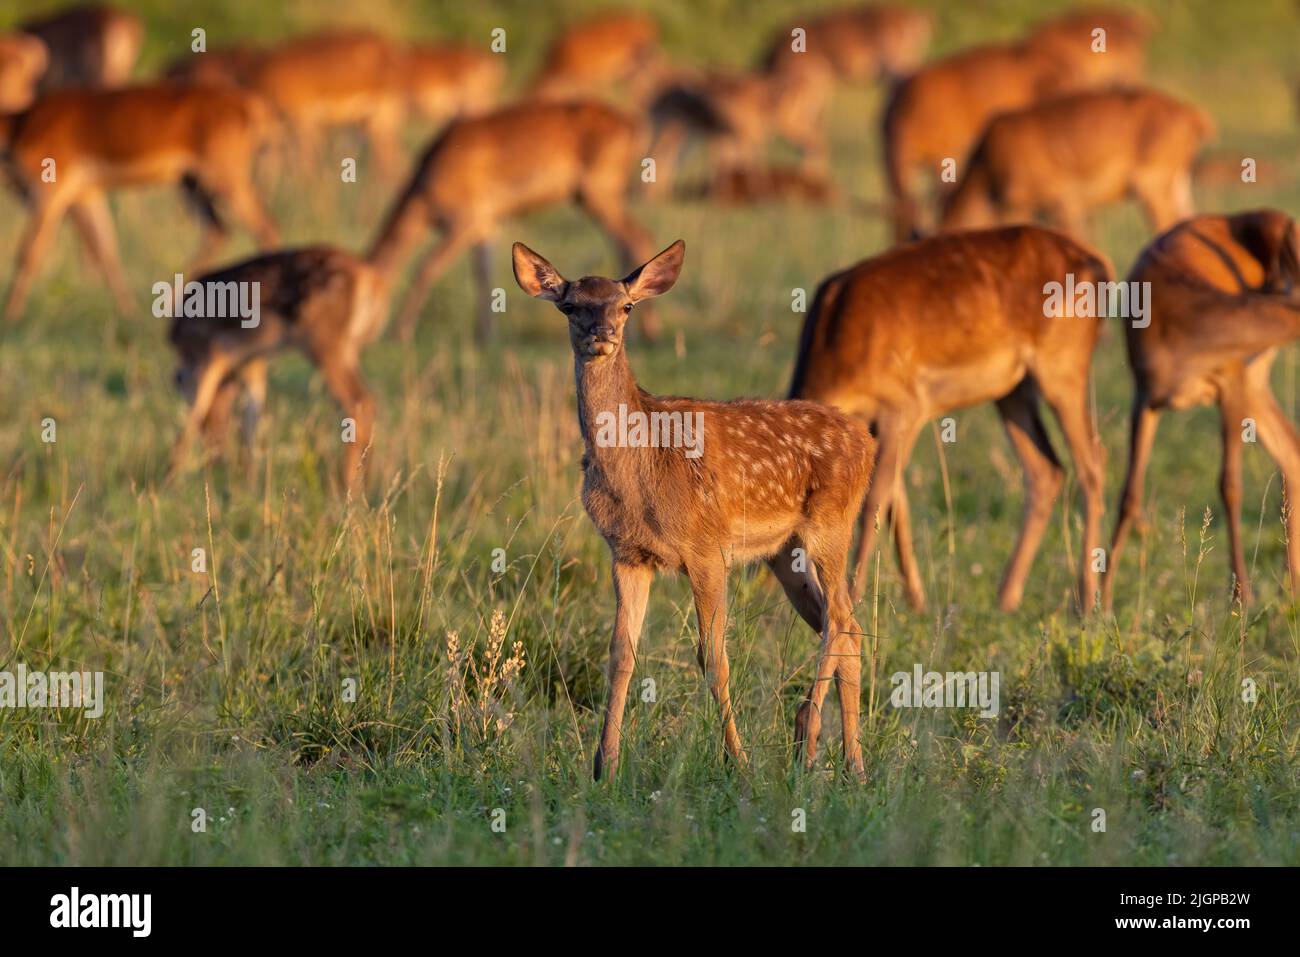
[[1027, 7, 1154, 87], [0, 84, 279, 322], [512, 239, 876, 778], [163, 44, 266, 88], [1103, 210, 1300, 610], [940, 89, 1213, 237], [882, 42, 1079, 239], [0, 33, 47, 111], [369, 99, 658, 343], [789, 225, 1112, 612], [532, 11, 663, 106], [236, 30, 409, 179], [647, 57, 835, 195], [403, 43, 503, 127], [167, 245, 390, 490], [763, 3, 932, 82], [20, 3, 142, 90]]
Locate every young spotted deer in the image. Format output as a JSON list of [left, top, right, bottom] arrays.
[[1, 84, 279, 322], [512, 240, 876, 778], [941, 89, 1213, 237], [371, 100, 657, 342], [167, 246, 389, 490], [1103, 210, 1300, 610], [789, 225, 1111, 613]]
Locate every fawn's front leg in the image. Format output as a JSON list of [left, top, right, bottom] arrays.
[[687, 559, 747, 768], [594, 562, 653, 780]]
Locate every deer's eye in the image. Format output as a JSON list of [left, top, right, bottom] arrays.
[[623, 303, 633, 313]]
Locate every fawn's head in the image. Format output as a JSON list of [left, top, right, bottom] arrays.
[[512, 240, 685, 359]]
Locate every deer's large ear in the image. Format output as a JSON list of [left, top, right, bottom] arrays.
[[512, 242, 568, 302], [623, 240, 685, 302]]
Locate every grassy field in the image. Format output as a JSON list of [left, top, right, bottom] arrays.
[[1, 0, 1299, 865]]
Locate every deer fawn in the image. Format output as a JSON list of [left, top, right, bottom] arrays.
[[370, 99, 658, 343], [1, 84, 279, 322], [941, 89, 1213, 237], [1103, 210, 1300, 610], [167, 246, 390, 490], [790, 225, 1112, 613], [763, 3, 932, 82], [512, 240, 876, 778], [19, 3, 142, 91]]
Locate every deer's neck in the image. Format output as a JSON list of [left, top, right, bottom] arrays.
[[574, 348, 646, 468]]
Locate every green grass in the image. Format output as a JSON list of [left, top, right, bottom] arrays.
[[1, 0, 1299, 865]]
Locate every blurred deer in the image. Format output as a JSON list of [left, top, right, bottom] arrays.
[[790, 225, 1112, 612], [403, 43, 503, 127], [1, 84, 279, 322], [1027, 7, 1155, 87], [882, 42, 1083, 239], [236, 30, 409, 179], [648, 57, 836, 196], [532, 11, 664, 106], [167, 246, 389, 491], [20, 3, 142, 90], [1103, 210, 1300, 610], [941, 88, 1214, 237], [370, 99, 658, 343], [763, 3, 932, 82], [513, 239, 876, 778], [0, 33, 47, 111]]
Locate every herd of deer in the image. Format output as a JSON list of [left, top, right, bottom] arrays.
[[2, 3, 1298, 777]]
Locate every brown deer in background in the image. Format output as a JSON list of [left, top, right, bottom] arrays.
[[370, 99, 658, 343], [512, 239, 876, 779], [1103, 209, 1300, 610], [1027, 7, 1154, 87], [20, 3, 142, 91], [789, 225, 1111, 612], [532, 11, 664, 106], [940, 88, 1213, 237], [763, 3, 932, 82], [167, 246, 389, 490], [0, 33, 47, 110], [1, 84, 279, 322]]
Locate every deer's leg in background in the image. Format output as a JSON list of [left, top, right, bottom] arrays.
[[182, 174, 231, 276], [71, 190, 132, 313], [1103, 395, 1160, 612], [1219, 380, 1251, 603], [1040, 375, 1107, 613], [593, 561, 653, 780], [395, 226, 475, 341], [169, 356, 233, 479], [820, 545, 865, 779], [4, 191, 73, 323], [766, 539, 828, 636], [996, 380, 1066, 612], [1249, 382, 1300, 595], [471, 239, 495, 344], [316, 348, 375, 491]]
